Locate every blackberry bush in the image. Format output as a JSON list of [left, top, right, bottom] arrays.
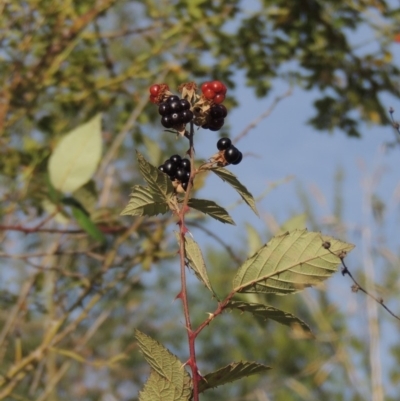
[[121, 81, 355, 401]]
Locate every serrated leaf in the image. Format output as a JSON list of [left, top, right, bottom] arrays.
[[71, 205, 106, 244], [227, 300, 312, 335], [135, 331, 192, 400], [174, 232, 214, 294], [139, 370, 191, 401], [188, 198, 235, 225], [136, 151, 174, 201], [232, 229, 354, 294], [121, 185, 170, 217], [48, 114, 102, 193], [198, 361, 271, 393], [211, 167, 259, 216]]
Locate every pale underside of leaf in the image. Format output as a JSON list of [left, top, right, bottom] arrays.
[[232, 229, 355, 294], [227, 300, 313, 335], [139, 370, 192, 401], [198, 361, 271, 393], [211, 167, 259, 216], [174, 232, 214, 294], [135, 331, 192, 400], [188, 198, 235, 225], [121, 185, 170, 217], [136, 151, 174, 201], [48, 114, 102, 193]]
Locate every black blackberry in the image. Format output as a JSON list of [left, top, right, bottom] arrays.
[[217, 137, 231, 151], [225, 146, 240, 164], [179, 110, 193, 124], [163, 160, 178, 176], [160, 96, 193, 128], [231, 151, 243, 165], [170, 154, 182, 164], [180, 158, 191, 171], [158, 102, 171, 116], [161, 115, 174, 128], [210, 104, 228, 119], [179, 99, 191, 110]]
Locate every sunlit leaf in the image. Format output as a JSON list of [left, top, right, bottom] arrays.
[[48, 114, 102, 193], [211, 167, 259, 216], [139, 370, 191, 401], [188, 198, 235, 225], [121, 185, 170, 217], [175, 232, 214, 294], [136, 331, 192, 400], [232, 229, 354, 294], [136, 151, 174, 202], [198, 361, 271, 393]]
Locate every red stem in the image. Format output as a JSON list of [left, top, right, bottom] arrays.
[[178, 121, 201, 400]]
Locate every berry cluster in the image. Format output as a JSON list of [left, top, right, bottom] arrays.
[[217, 137, 242, 165], [159, 155, 191, 191], [158, 95, 194, 128], [202, 104, 228, 131], [201, 81, 227, 104]]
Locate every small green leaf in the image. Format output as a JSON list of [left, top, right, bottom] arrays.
[[136, 151, 174, 201], [121, 185, 170, 217], [175, 232, 214, 294], [211, 167, 259, 216], [198, 361, 271, 393], [135, 331, 192, 400], [71, 205, 106, 244], [139, 370, 191, 401], [48, 114, 102, 193], [188, 198, 235, 225], [232, 229, 354, 294], [227, 300, 313, 335]]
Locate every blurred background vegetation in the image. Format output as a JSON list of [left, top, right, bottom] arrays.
[[1, 0, 400, 400]]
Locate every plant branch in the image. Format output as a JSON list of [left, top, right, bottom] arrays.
[[322, 242, 400, 322]]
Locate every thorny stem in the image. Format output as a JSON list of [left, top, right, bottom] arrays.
[[178, 121, 200, 400]]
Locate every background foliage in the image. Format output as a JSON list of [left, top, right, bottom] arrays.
[[1, 0, 400, 400]]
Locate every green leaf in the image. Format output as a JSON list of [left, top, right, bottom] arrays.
[[71, 205, 106, 244], [139, 370, 191, 401], [232, 229, 354, 294], [198, 361, 271, 393], [136, 151, 174, 202], [121, 185, 170, 217], [188, 198, 235, 225], [211, 167, 259, 216], [48, 114, 102, 193], [135, 331, 192, 400], [226, 300, 313, 335], [175, 233, 214, 294]]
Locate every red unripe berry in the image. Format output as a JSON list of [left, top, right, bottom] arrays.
[[213, 94, 225, 104], [149, 95, 158, 103], [201, 82, 211, 93], [203, 88, 215, 99], [149, 84, 161, 96], [210, 80, 224, 93]]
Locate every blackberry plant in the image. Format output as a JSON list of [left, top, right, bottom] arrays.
[[121, 81, 355, 401]]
